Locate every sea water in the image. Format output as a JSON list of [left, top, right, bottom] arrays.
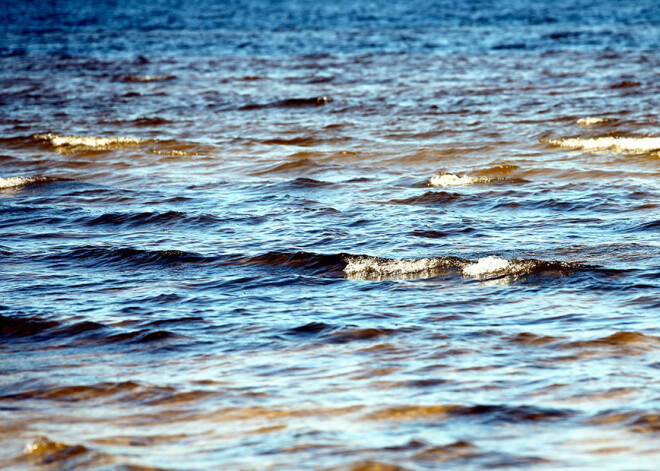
[[1, 1, 660, 469]]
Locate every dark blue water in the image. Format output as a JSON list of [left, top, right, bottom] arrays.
[[2, 1, 660, 469]]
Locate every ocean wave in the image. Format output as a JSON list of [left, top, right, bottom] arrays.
[[343, 255, 463, 280], [365, 403, 574, 423], [33, 133, 149, 152], [0, 313, 192, 350], [1, 176, 48, 189], [240, 96, 333, 110], [461, 256, 510, 276], [151, 149, 201, 157], [429, 173, 492, 187], [576, 117, 616, 126], [546, 136, 660, 153], [344, 255, 584, 281], [117, 74, 176, 82], [239, 251, 347, 276], [41, 246, 215, 269], [0, 176, 66, 190], [76, 210, 223, 228]]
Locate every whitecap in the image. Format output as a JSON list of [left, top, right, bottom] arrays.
[[0, 176, 56, 189], [429, 173, 491, 187], [343, 254, 581, 281], [343, 256, 461, 280], [34, 133, 147, 151], [461, 256, 510, 277], [576, 117, 615, 126], [0, 176, 32, 189], [546, 136, 660, 153]]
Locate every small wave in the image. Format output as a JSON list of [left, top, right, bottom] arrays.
[[366, 403, 573, 423], [0, 176, 65, 189], [388, 190, 464, 205], [132, 116, 172, 126], [24, 436, 89, 463], [344, 255, 464, 280], [546, 136, 660, 153], [0, 314, 188, 349], [576, 117, 616, 126], [241, 96, 332, 110], [151, 149, 201, 157], [429, 173, 492, 187], [5, 380, 210, 406], [261, 135, 349, 147], [34, 133, 148, 152], [610, 80, 641, 89], [475, 163, 520, 177], [117, 74, 176, 82], [45, 246, 214, 269], [590, 410, 660, 434], [344, 255, 585, 281], [240, 251, 346, 276], [0, 314, 60, 338], [462, 256, 510, 276], [249, 159, 327, 177], [564, 331, 660, 351]]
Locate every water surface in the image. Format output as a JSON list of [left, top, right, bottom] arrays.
[[2, 1, 660, 469]]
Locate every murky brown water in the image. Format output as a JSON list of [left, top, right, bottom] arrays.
[[2, 1, 660, 469]]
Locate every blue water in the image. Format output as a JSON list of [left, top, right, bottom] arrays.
[[2, 1, 660, 469]]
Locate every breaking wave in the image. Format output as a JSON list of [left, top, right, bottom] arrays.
[[34, 133, 148, 152], [576, 117, 617, 126], [343, 254, 584, 281], [0, 176, 65, 189], [429, 173, 492, 187], [546, 136, 660, 153], [343, 255, 463, 280]]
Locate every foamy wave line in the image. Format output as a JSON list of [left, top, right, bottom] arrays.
[[429, 173, 492, 187], [34, 133, 147, 150], [462, 256, 510, 276], [344, 255, 580, 280], [0, 176, 33, 189], [151, 149, 200, 157], [0, 176, 58, 189], [576, 117, 615, 127], [343, 256, 459, 278], [546, 137, 660, 153]]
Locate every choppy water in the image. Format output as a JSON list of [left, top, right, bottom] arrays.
[[2, 1, 660, 469]]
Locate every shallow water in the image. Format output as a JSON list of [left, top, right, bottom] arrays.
[[2, 1, 660, 469]]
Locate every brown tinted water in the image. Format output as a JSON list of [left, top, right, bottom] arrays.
[[1, 1, 660, 469]]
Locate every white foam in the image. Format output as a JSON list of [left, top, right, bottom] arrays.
[[462, 256, 510, 277], [547, 137, 660, 153], [151, 149, 199, 157], [0, 177, 31, 189], [576, 117, 614, 126], [34, 133, 146, 150], [429, 173, 490, 187], [343, 256, 456, 279], [0, 176, 51, 189]]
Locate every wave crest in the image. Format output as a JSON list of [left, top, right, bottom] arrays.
[[576, 117, 616, 126], [344, 255, 584, 281], [429, 173, 492, 187], [0, 176, 65, 190], [546, 136, 660, 154], [34, 133, 148, 152], [344, 255, 463, 280]]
